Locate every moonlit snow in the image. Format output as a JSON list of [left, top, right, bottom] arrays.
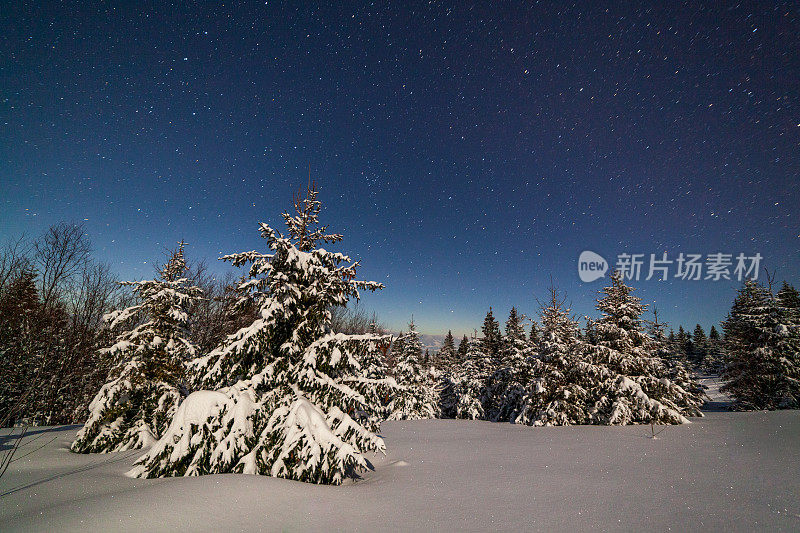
[[2, 388, 798, 532]]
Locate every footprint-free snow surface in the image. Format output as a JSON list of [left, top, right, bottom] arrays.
[[1, 408, 799, 531]]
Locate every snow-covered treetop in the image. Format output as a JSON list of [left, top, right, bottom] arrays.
[[595, 270, 646, 330], [400, 319, 423, 357], [724, 280, 773, 333], [281, 183, 343, 252], [196, 185, 384, 387], [462, 332, 495, 380], [394, 319, 425, 381], [505, 307, 527, 343], [103, 242, 202, 360], [591, 271, 652, 352], [539, 287, 579, 349]]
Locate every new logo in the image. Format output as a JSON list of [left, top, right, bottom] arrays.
[[578, 251, 608, 282]]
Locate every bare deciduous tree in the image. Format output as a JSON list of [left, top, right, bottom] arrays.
[[33, 223, 92, 310], [0, 235, 32, 293], [330, 301, 387, 335]]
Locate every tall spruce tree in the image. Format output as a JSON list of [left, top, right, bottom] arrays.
[[703, 325, 724, 373], [388, 319, 439, 420], [721, 280, 800, 409], [127, 186, 398, 484], [441, 335, 487, 420], [515, 287, 588, 426], [691, 324, 708, 367], [481, 307, 502, 363], [456, 335, 469, 359], [72, 243, 202, 453], [489, 307, 534, 422], [584, 271, 704, 424], [437, 330, 456, 369]]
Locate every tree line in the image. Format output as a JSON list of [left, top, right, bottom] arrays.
[[0, 222, 377, 427], [1, 188, 798, 485], [392, 279, 799, 418]]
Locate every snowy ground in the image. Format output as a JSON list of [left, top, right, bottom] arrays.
[[1, 394, 799, 531], [699, 374, 733, 411]]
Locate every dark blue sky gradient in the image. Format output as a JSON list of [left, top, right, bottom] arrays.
[[2, 2, 798, 335]]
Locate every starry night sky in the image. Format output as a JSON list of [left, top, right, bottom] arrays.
[[2, 2, 798, 335]]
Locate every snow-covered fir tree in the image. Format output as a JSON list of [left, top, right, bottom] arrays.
[[481, 307, 502, 364], [456, 334, 469, 359], [702, 325, 725, 373], [489, 307, 534, 422], [388, 319, 439, 420], [441, 334, 491, 419], [516, 276, 704, 427], [389, 332, 405, 372], [437, 330, 457, 369], [514, 288, 589, 426], [584, 271, 704, 424], [691, 324, 708, 367], [721, 280, 800, 410], [72, 243, 202, 453], [127, 185, 398, 485], [528, 321, 540, 345]]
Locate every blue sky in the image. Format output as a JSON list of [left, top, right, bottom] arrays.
[[2, 1, 798, 335]]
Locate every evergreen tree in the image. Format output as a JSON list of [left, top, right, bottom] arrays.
[[585, 272, 704, 424], [721, 280, 800, 409], [648, 315, 706, 406], [389, 332, 405, 371], [647, 309, 668, 344], [128, 186, 398, 484], [674, 326, 691, 362], [516, 275, 703, 426], [647, 309, 674, 363], [0, 268, 51, 425], [515, 288, 587, 426], [776, 282, 800, 326], [489, 307, 533, 422], [72, 243, 202, 453], [702, 325, 724, 373], [529, 321, 540, 345], [481, 307, 502, 363], [388, 320, 439, 420], [441, 335, 487, 420], [456, 335, 469, 359], [437, 330, 456, 368], [691, 324, 708, 367], [504, 307, 527, 345]]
